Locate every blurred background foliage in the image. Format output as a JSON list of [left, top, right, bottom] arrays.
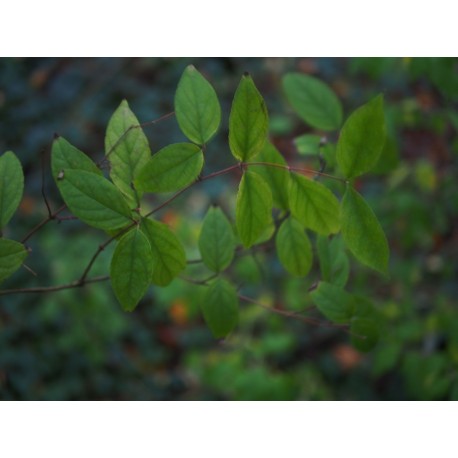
[[0, 57, 457, 400]]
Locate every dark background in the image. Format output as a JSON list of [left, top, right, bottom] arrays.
[[0, 57, 457, 400]]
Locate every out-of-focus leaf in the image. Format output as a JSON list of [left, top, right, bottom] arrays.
[[201, 278, 238, 338], [282, 73, 343, 131], [336, 95, 386, 178], [341, 185, 389, 274]]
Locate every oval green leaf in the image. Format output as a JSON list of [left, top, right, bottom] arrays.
[[140, 218, 186, 286], [202, 278, 239, 338], [350, 317, 380, 352], [282, 73, 343, 131], [276, 217, 312, 276], [110, 229, 153, 312], [336, 94, 386, 179], [0, 238, 28, 283], [251, 141, 290, 210], [105, 100, 151, 206], [51, 136, 101, 181], [57, 169, 133, 231], [0, 151, 24, 229], [317, 235, 350, 287], [310, 281, 355, 323], [175, 65, 221, 145], [341, 185, 389, 274], [236, 170, 273, 248], [289, 174, 340, 235], [135, 143, 203, 193], [198, 207, 235, 273], [229, 73, 269, 161]]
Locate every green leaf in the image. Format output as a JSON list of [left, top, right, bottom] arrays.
[[336, 94, 386, 179], [317, 235, 350, 287], [110, 229, 153, 312], [201, 278, 238, 338], [351, 317, 380, 352], [198, 207, 235, 273], [251, 141, 290, 210], [289, 174, 340, 235], [0, 238, 28, 283], [236, 170, 272, 248], [229, 73, 269, 161], [294, 134, 322, 155], [140, 219, 186, 286], [51, 136, 101, 180], [371, 135, 399, 174], [135, 143, 203, 193], [56, 169, 133, 231], [282, 73, 343, 131], [0, 151, 24, 229], [105, 100, 151, 207], [310, 282, 355, 323], [276, 217, 312, 276], [175, 65, 221, 145], [341, 185, 389, 274]]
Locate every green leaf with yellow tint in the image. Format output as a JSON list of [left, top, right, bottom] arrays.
[[229, 73, 269, 161], [175, 65, 221, 145]]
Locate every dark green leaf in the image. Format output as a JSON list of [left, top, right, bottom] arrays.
[[351, 317, 380, 352], [229, 74, 269, 161], [336, 95, 386, 178], [251, 141, 290, 210], [175, 65, 221, 145], [371, 136, 399, 174], [105, 100, 151, 206], [282, 73, 343, 131], [110, 229, 153, 312], [51, 136, 101, 180], [0, 238, 28, 283], [57, 169, 133, 231], [198, 207, 235, 273], [0, 151, 24, 229], [289, 174, 340, 235], [236, 170, 272, 248], [140, 219, 186, 286], [341, 185, 389, 274], [202, 278, 238, 338], [135, 143, 203, 193], [317, 235, 350, 287], [310, 282, 355, 323], [276, 217, 312, 276]]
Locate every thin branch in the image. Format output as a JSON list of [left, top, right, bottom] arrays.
[[0, 275, 110, 296], [246, 161, 347, 183], [238, 294, 350, 331], [21, 204, 67, 243]]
